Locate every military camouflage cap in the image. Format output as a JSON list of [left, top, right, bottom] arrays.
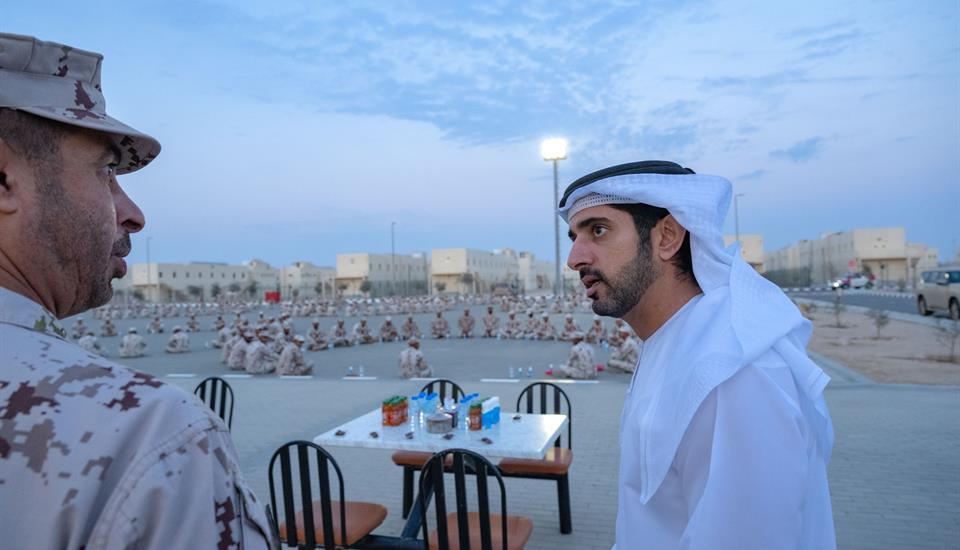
[[0, 33, 160, 173]]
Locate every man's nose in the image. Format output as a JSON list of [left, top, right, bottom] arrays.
[[567, 237, 593, 271]]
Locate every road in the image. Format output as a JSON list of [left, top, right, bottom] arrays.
[[787, 290, 923, 316]]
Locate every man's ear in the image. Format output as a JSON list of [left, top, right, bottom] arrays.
[[656, 214, 687, 262], [0, 138, 23, 215]]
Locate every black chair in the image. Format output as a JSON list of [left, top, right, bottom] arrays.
[[498, 382, 573, 534], [419, 449, 532, 550], [393, 379, 466, 519], [268, 440, 387, 549], [194, 376, 235, 430]]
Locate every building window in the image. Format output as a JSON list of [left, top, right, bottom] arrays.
[[172, 272, 177, 278], [159, 272, 163, 278]]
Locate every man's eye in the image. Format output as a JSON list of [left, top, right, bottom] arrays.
[[592, 226, 607, 237]]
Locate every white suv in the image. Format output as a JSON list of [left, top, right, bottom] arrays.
[[917, 267, 960, 320]]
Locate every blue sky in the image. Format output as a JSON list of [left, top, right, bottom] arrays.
[[7, 0, 959, 267]]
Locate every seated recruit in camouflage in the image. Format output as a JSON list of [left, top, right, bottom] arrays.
[[0, 34, 276, 548]]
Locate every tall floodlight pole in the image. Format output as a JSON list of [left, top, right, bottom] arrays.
[[145, 236, 153, 302], [734, 193, 745, 245], [541, 138, 568, 298], [391, 221, 397, 296]]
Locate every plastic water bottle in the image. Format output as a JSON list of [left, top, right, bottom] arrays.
[[527, 366, 533, 378], [358, 365, 365, 377], [347, 365, 354, 376], [508, 366, 515, 379]]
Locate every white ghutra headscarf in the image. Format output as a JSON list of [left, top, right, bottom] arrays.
[[558, 163, 833, 503]]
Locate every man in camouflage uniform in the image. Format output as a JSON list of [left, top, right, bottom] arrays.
[[71, 316, 88, 340], [306, 319, 329, 351], [535, 313, 558, 340], [501, 311, 522, 339], [164, 325, 190, 354], [559, 314, 582, 341], [147, 315, 164, 334], [398, 337, 432, 379], [431, 311, 450, 339], [481, 306, 499, 338], [586, 315, 607, 344], [352, 317, 376, 345], [607, 325, 641, 373], [379, 316, 399, 342], [607, 318, 630, 347], [330, 318, 351, 347], [228, 331, 254, 370], [277, 335, 313, 376], [99, 317, 117, 337], [245, 332, 279, 374], [0, 33, 275, 548], [186, 313, 200, 332], [555, 332, 597, 379], [119, 327, 147, 358], [78, 330, 107, 357], [522, 310, 539, 340], [401, 314, 422, 340], [457, 308, 475, 338]]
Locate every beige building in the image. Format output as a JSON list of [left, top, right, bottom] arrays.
[[516, 251, 555, 295], [279, 261, 336, 300], [765, 227, 939, 287], [336, 252, 429, 297], [430, 248, 520, 294], [119, 261, 253, 302], [724, 235, 765, 271]]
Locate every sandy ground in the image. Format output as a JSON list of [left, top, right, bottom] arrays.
[[807, 309, 960, 385]]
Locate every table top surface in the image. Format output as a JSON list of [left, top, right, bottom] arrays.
[[314, 408, 568, 459]]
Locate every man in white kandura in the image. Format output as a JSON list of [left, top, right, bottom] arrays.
[[560, 161, 835, 550]]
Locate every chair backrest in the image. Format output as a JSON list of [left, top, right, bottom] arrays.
[[516, 382, 572, 448], [420, 379, 465, 403], [194, 376, 234, 430], [268, 440, 347, 550], [418, 448, 509, 550]]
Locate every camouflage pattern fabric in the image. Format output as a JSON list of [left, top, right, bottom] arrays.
[[0, 33, 160, 174], [0, 288, 277, 549], [398, 347, 431, 379], [558, 341, 597, 380]]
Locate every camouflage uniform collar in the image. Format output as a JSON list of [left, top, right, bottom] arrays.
[[0, 287, 68, 339]]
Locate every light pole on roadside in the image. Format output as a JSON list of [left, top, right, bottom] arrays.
[[145, 236, 153, 302], [390, 221, 396, 296], [541, 137, 568, 299]]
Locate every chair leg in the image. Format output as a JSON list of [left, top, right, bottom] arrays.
[[557, 475, 572, 534], [402, 466, 414, 519]]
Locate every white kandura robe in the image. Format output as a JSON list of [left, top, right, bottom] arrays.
[[615, 292, 835, 550], [557, 171, 836, 550]]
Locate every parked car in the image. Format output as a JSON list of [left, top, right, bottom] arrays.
[[916, 266, 960, 320], [830, 272, 875, 290]]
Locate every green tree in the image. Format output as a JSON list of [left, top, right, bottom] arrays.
[[186, 285, 203, 302], [829, 292, 846, 328], [938, 319, 960, 363], [245, 280, 259, 299], [210, 283, 222, 299], [359, 280, 373, 296], [434, 281, 446, 294], [227, 282, 241, 294], [866, 309, 890, 338]]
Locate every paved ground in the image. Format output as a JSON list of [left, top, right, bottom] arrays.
[[92, 310, 960, 549], [788, 290, 936, 317]]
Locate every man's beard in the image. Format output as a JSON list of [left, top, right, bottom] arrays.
[[34, 170, 122, 314], [582, 241, 659, 318]]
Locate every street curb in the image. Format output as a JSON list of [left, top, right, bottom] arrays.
[[792, 298, 950, 329], [808, 350, 874, 385]]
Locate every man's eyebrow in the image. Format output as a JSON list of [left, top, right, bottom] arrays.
[[575, 216, 611, 230]]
